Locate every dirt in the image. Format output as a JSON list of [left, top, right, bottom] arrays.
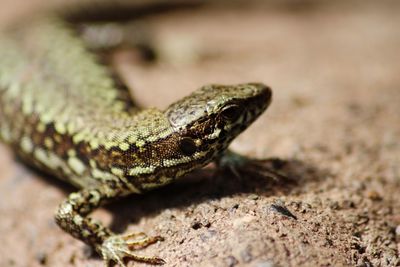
[[0, 1, 399, 267]]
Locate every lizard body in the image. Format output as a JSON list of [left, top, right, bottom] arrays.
[[0, 4, 271, 266]]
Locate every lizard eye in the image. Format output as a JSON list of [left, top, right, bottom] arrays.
[[220, 104, 242, 121], [179, 137, 197, 156]]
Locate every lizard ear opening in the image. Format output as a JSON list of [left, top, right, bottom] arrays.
[[179, 137, 197, 156]]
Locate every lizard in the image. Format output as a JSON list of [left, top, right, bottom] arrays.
[[0, 1, 272, 266]]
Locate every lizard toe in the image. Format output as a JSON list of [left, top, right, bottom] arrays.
[[101, 234, 165, 266]]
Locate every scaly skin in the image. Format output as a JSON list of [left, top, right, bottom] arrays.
[[0, 9, 272, 267]]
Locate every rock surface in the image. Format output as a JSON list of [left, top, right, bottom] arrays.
[[0, 1, 399, 266]]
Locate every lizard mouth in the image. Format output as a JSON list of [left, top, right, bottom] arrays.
[[249, 83, 272, 110], [241, 83, 272, 126]]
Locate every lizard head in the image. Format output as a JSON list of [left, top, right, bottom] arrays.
[[122, 83, 271, 191], [164, 82, 271, 169], [131, 83, 271, 191]]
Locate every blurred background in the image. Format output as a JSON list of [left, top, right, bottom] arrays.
[[0, 1, 399, 266]]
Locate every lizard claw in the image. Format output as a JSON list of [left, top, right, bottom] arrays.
[[100, 233, 165, 267]]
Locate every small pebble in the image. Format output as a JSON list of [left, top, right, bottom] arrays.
[[395, 225, 400, 236], [366, 190, 382, 201], [225, 255, 239, 267], [248, 194, 259, 200], [35, 252, 48, 265]]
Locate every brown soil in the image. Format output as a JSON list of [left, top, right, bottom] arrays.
[[0, 1, 399, 267]]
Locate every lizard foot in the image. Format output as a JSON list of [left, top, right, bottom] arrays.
[[218, 150, 289, 181], [100, 233, 165, 267]]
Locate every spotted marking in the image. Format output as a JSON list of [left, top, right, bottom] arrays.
[[68, 157, 86, 175], [20, 136, 34, 153]]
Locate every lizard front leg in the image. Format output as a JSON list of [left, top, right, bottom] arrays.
[[55, 185, 165, 266]]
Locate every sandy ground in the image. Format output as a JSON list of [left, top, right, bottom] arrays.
[[0, 1, 399, 266]]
